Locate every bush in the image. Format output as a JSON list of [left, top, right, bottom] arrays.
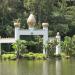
[[61, 35, 75, 56], [12, 40, 28, 58], [26, 36, 43, 53], [2, 54, 16, 60], [61, 36, 72, 56], [46, 38, 58, 57], [23, 52, 46, 60], [34, 53, 46, 60]]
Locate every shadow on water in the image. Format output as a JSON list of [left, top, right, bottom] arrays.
[[0, 58, 75, 75]]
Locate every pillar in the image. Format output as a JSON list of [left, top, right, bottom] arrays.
[[14, 20, 20, 40], [55, 32, 61, 55], [15, 27, 20, 40], [42, 23, 48, 54]]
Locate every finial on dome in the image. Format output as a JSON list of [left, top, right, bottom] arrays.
[[27, 13, 36, 29]]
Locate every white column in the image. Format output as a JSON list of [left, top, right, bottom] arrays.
[[15, 27, 20, 40], [55, 32, 61, 55], [42, 23, 48, 54], [14, 21, 20, 40]]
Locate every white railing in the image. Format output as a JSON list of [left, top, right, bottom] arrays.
[[0, 38, 15, 43]]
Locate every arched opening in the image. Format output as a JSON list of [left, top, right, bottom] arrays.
[[20, 35, 43, 53]]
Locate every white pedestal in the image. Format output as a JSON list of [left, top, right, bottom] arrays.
[[15, 27, 20, 40]]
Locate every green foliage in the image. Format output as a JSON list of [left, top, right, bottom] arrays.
[[12, 36, 43, 54], [2, 54, 16, 60], [34, 36, 43, 53], [61, 35, 75, 56], [0, 0, 75, 37], [0, 0, 25, 37], [27, 41, 37, 46], [26, 36, 43, 53], [23, 52, 46, 60], [61, 36, 72, 56], [26, 40, 38, 52], [64, 6, 75, 36], [12, 40, 27, 51], [47, 39, 58, 57], [1, 52, 46, 60], [34, 53, 46, 60], [12, 40, 27, 58]]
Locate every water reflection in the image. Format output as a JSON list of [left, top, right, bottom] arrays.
[[56, 59, 61, 75], [1, 59, 75, 75], [0, 60, 17, 75], [43, 61, 48, 75], [0, 60, 2, 75], [16, 60, 43, 75]]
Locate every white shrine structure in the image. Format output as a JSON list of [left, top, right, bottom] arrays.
[[0, 14, 61, 55]]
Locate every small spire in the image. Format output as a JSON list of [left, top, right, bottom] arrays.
[[14, 19, 20, 27]]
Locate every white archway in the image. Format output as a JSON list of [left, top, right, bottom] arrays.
[[14, 14, 48, 54], [0, 14, 48, 55]]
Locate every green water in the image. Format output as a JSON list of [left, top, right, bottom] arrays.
[[0, 59, 75, 75]]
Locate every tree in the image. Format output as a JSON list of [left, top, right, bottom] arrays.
[[12, 40, 27, 58], [23, 0, 70, 36], [61, 35, 75, 56], [0, 0, 75, 37], [64, 6, 75, 36], [0, 0, 26, 37]]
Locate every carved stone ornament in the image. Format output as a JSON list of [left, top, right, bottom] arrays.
[[14, 19, 20, 27], [27, 14, 36, 28]]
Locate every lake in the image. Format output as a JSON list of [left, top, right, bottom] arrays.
[[0, 59, 75, 75]]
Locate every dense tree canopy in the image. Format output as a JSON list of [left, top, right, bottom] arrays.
[[0, 0, 75, 37]]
